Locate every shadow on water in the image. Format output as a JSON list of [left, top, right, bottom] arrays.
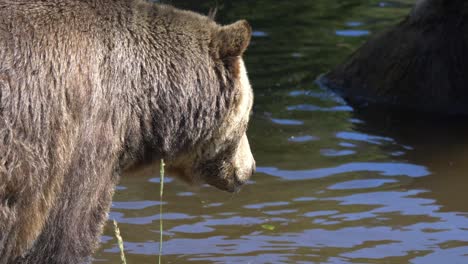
[[352, 108, 468, 213], [93, 1, 468, 263]]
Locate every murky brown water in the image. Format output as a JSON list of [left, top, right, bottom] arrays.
[[94, 1, 468, 263]]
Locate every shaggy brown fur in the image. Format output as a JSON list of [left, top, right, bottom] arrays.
[[0, 0, 254, 263], [322, 0, 468, 114]]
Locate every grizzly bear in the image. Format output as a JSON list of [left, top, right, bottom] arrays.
[[0, 0, 255, 263], [321, 0, 468, 114]]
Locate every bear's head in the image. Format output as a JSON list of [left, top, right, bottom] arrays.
[[125, 7, 256, 193], [167, 19, 255, 193]]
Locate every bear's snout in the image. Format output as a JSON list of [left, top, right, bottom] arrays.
[[230, 160, 256, 192], [198, 134, 255, 193], [228, 134, 255, 192]]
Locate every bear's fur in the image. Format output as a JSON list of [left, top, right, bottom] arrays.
[[0, 0, 255, 263], [322, 0, 468, 114]]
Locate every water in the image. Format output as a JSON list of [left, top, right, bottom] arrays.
[[94, 1, 468, 263]]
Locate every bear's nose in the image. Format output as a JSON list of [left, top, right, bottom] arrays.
[[250, 161, 256, 176]]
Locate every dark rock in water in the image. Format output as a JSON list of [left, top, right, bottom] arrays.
[[322, 0, 468, 115]]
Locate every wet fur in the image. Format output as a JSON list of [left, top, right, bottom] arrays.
[[0, 0, 253, 263], [323, 0, 468, 114]]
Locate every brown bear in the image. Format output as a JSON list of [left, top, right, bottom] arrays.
[[321, 0, 468, 115], [0, 0, 255, 263]]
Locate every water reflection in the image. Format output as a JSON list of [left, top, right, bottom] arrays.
[[94, 0, 468, 263], [258, 162, 429, 180]]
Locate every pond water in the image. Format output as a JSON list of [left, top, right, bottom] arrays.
[[94, 1, 468, 263]]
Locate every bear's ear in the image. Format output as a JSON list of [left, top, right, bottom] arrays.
[[214, 20, 252, 58]]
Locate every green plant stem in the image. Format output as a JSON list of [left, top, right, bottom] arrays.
[[159, 159, 165, 264], [113, 220, 127, 264]]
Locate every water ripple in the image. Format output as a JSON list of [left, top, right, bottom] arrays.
[[257, 162, 430, 180]]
